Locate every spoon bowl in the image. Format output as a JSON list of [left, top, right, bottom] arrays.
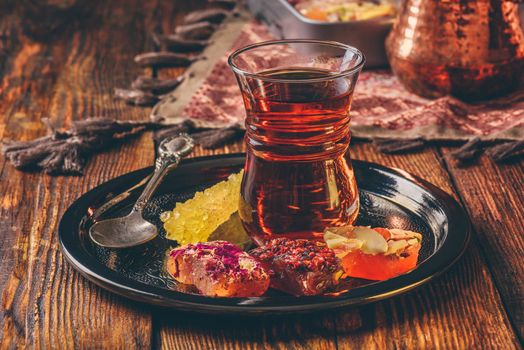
[[89, 211, 158, 248], [89, 134, 194, 248]]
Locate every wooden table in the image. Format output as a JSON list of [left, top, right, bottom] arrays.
[[0, 1, 522, 348]]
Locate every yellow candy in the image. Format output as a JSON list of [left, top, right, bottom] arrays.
[[161, 170, 244, 244]]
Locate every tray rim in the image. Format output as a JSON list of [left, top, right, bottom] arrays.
[[59, 153, 471, 314]]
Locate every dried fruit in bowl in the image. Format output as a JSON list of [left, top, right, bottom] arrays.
[[250, 238, 343, 296], [294, 0, 396, 22], [324, 226, 422, 281], [166, 241, 270, 297]]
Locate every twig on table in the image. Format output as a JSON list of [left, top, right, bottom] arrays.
[[134, 51, 198, 68], [174, 22, 217, 40], [190, 125, 244, 149], [373, 137, 426, 154], [152, 120, 197, 144], [2, 118, 163, 175], [486, 140, 524, 163], [183, 8, 230, 24], [131, 75, 185, 95], [450, 137, 483, 164], [114, 88, 160, 106]]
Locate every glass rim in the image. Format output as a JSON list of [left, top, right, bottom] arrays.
[[227, 39, 365, 83]]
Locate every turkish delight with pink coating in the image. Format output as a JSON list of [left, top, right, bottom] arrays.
[[166, 241, 270, 297]]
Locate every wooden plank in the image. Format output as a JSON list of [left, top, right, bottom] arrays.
[[154, 142, 519, 349], [0, 166, 36, 349], [0, 0, 194, 347], [23, 175, 152, 349], [0, 13, 64, 348], [330, 142, 520, 349], [20, 0, 164, 346], [156, 310, 336, 350], [440, 148, 524, 341], [1, 0, 520, 348], [156, 145, 339, 350]]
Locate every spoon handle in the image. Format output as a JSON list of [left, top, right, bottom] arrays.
[[133, 134, 194, 212]]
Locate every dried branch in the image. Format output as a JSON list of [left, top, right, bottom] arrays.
[[486, 140, 524, 163], [450, 137, 483, 164], [131, 75, 185, 95], [2, 118, 162, 175], [114, 88, 159, 106], [373, 137, 426, 154]]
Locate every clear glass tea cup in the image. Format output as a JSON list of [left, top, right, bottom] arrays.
[[228, 39, 365, 246]]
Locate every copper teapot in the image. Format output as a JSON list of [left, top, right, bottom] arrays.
[[386, 0, 524, 101]]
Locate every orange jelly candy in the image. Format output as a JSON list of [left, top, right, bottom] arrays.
[[324, 226, 422, 281]]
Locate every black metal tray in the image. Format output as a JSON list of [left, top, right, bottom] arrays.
[[59, 154, 470, 315]]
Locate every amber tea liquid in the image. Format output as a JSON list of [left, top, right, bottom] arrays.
[[238, 68, 360, 245]]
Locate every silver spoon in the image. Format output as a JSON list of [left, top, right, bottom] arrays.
[[89, 134, 194, 248]]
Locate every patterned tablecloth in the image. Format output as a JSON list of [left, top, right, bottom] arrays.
[[152, 15, 524, 142]]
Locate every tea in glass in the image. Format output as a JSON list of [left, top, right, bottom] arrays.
[[229, 40, 365, 245]]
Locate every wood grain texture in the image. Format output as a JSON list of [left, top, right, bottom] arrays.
[[0, 0, 179, 348], [440, 148, 524, 342], [1, 0, 523, 348], [0, 13, 66, 349], [333, 143, 521, 349], [156, 311, 336, 350], [154, 143, 521, 350]]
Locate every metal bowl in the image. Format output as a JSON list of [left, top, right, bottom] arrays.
[[246, 0, 395, 68]]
